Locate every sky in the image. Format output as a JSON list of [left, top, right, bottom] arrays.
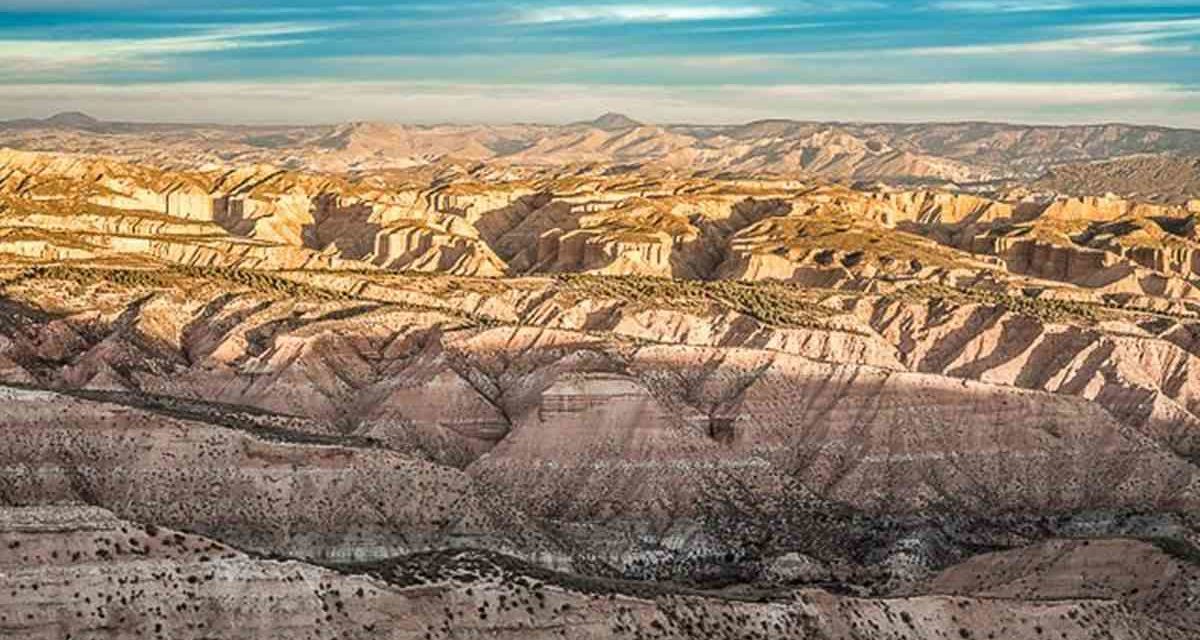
[[0, 0, 1198, 126]]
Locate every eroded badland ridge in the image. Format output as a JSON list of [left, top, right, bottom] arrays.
[[7, 111, 1200, 191], [0, 113, 1199, 639]]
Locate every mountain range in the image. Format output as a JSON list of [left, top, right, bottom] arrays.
[[5, 112, 1200, 195]]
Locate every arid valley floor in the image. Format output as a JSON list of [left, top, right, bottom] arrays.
[[0, 112, 1199, 639]]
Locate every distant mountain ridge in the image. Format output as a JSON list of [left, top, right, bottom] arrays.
[[43, 111, 103, 128], [582, 112, 643, 131], [1035, 155, 1200, 203], [4, 112, 1200, 185]]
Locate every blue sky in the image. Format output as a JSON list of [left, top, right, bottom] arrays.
[[0, 1, 1198, 125]]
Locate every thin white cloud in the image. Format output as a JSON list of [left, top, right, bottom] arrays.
[[520, 14, 1200, 61], [932, 1, 1079, 12], [514, 4, 770, 24], [0, 1, 154, 7], [902, 36, 1191, 55], [936, 16, 1200, 55], [932, 0, 1200, 10], [854, 16, 1200, 56], [0, 23, 327, 74], [686, 21, 828, 33], [759, 82, 1182, 105], [1070, 17, 1200, 35]]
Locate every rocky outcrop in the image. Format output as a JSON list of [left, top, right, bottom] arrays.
[[875, 190, 1021, 225], [0, 385, 536, 562], [1039, 195, 1182, 223], [373, 220, 508, 276], [925, 538, 1200, 633], [528, 200, 703, 277], [4, 506, 1185, 639], [537, 227, 677, 276]]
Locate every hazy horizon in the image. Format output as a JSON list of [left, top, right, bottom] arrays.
[[6, 97, 1200, 131]]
